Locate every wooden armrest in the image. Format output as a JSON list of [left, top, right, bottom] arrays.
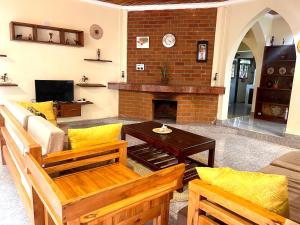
[[81, 182, 175, 224], [188, 179, 292, 225], [42, 141, 128, 175], [43, 140, 127, 164], [25, 153, 65, 225]]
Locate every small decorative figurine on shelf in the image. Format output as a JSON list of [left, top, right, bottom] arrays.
[[97, 48, 101, 60], [282, 38, 285, 45], [28, 34, 32, 40], [1, 73, 8, 82], [81, 75, 89, 83], [74, 39, 80, 45], [16, 34, 23, 40], [270, 36, 275, 46], [49, 32, 53, 43]]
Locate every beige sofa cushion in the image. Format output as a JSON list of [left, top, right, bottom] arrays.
[[259, 165, 300, 223], [4, 100, 33, 129], [28, 116, 64, 155], [271, 151, 300, 173]]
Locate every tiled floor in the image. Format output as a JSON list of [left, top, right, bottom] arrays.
[[0, 120, 296, 225], [222, 115, 286, 136]]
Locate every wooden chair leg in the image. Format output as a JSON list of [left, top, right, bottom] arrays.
[[32, 188, 45, 225], [159, 195, 170, 225], [45, 212, 56, 225], [187, 189, 199, 225], [153, 217, 160, 225], [0, 147, 6, 165], [0, 135, 6, 165]]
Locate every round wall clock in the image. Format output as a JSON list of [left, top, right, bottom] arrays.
[[162, 33, 176, 48], [90, 24, 103, 40]]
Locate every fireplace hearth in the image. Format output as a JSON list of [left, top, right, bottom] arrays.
[[153, 99, 177, 122]]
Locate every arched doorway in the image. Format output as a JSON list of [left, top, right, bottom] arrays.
[[222, 9, 296, 135]]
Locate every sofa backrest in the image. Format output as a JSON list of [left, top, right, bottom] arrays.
[[4, 100, 33, 129], [27, 116, 64, 155]]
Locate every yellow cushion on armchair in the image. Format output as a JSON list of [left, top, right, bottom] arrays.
[[18, 101, 57, 125], [68, 123, 122, 150], [196, 167, 289, 217]]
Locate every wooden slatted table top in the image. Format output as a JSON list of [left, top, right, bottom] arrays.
[[53, 163, 140, 200]]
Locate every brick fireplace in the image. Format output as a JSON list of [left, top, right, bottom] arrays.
[[112, 84, 223, 123]]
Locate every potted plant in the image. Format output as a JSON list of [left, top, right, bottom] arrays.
[[160, 63, 169, 85], [273, 78, 280, 89]]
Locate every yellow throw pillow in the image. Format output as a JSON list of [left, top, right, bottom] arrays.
[[68, 123, 122, 150], [196, 167, 289, 217], [18, 101, 57, 126]]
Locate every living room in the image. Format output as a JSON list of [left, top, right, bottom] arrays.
[[0, 0, 300, 225]]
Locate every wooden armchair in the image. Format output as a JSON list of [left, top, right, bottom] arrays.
[[26, 142, 185, 225], [0, 104, 184, 225], [187, 179, 299, 225]]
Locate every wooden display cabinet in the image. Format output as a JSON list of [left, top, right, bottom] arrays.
[[254, 45, 296, 123]]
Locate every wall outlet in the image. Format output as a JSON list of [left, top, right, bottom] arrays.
[[136, 64, 145, 71]]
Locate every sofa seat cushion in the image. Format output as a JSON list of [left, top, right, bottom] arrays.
[[259, 165, 300, 223], [271, 151, 300, 173], [68, 123, 122, 150], [197, 167, 289, 217], [4, 100, 33, 129], [18, 101, 57, 126], [28, 116, 64, 155]]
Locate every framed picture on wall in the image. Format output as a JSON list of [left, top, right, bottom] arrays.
[[196, 40, 208, 62], [136, 36, 150, 48]]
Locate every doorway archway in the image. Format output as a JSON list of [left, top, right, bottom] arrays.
[[221, 8, 296, 135]]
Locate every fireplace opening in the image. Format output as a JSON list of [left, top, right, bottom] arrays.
[[153, 99, 177, 123]]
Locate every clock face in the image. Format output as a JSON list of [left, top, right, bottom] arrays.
[[162, 34, 176, 48]]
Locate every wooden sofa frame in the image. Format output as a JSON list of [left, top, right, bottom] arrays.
[[0, 105, 185, 225], [187, 179, 299, 225]]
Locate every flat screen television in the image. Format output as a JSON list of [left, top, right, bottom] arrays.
[[35, 80, 74, 102]]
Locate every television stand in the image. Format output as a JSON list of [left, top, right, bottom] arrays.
[[55, 101, 93, 118]]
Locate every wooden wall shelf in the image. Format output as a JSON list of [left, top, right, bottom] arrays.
[[76, 83, 106, 87], [0, 54, 7, 57], [0, 83, 18, 87], [10, 21, 84, 47], [84, 59, 112, 63]]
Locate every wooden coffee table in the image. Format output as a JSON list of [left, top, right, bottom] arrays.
[[122, 121, 215, 185]]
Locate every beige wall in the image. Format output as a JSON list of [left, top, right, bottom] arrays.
[[0, 0, 126, 122], [213, 0, 300, 136], [269, 16, 294, 46]]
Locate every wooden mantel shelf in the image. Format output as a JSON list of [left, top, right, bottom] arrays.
[[108, 82, 225, 95]]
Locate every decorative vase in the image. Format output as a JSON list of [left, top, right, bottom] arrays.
[[161, 77, 169, 85]]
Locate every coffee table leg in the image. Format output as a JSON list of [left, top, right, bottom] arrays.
[[121, 127, 126, 140], [208, 148, 215, 168]]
